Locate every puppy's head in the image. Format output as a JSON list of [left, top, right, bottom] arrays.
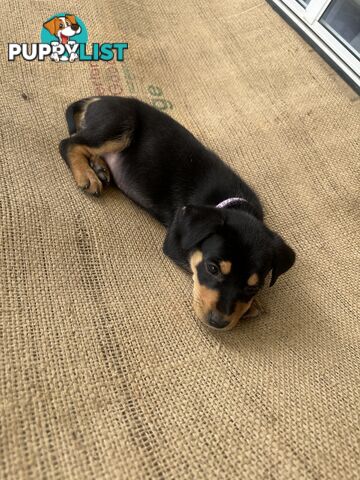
[[166, 206, 295, 330]]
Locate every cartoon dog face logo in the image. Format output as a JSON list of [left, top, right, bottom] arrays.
[[43, 15, 81, 44], [42, 14, 82, 62]]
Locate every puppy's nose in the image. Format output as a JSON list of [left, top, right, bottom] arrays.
[[207, 311, 230, 329], [71, 23, 80, 31]]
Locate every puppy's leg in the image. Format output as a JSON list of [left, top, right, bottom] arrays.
[[59, 137, 103, 196], [60, 136, 131, 196], [60, 97, 134, 196]]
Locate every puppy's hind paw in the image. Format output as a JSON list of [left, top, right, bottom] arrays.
[[89, 155, 111, 187], [73, 167, 103, 196]]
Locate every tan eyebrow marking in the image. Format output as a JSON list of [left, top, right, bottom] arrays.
[[220, 260, 232, 275], [247, 273, 259, 286], [190, 250, 203, 270]]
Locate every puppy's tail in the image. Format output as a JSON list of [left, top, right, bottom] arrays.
[[64, 99, 87, 136]]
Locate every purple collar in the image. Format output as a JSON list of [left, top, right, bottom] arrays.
[[215, 197, 248, 209]]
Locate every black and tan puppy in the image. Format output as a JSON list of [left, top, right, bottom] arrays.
[[59, 96, 295, 330]]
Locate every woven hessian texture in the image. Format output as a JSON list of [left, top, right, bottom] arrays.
[[1, 1, 359, 478]]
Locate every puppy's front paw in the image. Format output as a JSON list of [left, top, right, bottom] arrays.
[[243, 300, 261, 319], [73, 167, 103, 196]]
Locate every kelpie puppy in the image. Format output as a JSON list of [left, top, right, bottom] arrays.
[[60, 96, 295, 330]]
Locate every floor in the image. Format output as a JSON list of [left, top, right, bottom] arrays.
[[1, 1, 359, 478]]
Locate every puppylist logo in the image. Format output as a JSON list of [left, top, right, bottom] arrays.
[[8, 13, 128, 62]]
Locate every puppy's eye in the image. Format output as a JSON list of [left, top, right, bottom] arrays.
[[59, 23, 64, 28], [206, 262, 219, 276]]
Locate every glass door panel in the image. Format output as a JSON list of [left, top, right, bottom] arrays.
[[268, 0, 360, 90], [320, 0, 360, 59]]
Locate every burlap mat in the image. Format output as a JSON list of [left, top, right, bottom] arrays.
[[1, 1, 359, 478]]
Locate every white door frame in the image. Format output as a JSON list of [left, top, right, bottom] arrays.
[[270, 0, 360, 89]]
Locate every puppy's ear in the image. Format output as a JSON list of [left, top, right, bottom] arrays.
[[177, 205, 224, 250], [65, 14, 76, 24], [269, 232, 295, 287], [163, 206, 223, 268], [43, 18, 58, 35]]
